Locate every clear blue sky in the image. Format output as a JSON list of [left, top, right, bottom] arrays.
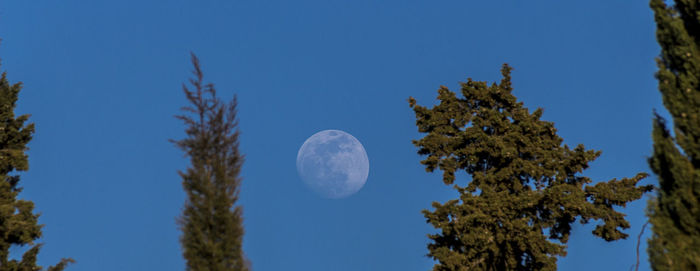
[[0, 1, 665, 270]]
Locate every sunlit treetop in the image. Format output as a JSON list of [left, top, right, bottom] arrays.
[[410, 64, 653, 271], [647, 0, 700, 270], [0, 58, 73, 271]]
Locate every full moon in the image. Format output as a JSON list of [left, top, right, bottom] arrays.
[[296, 130, 370, 199]]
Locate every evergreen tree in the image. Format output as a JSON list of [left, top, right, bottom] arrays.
[[409, 64, 653, 271], [0, 51, 73, 271], [647, 0, 700, 270], [172, 53, 249, 271]]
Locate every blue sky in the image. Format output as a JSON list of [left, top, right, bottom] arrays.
[[0, 1, 664, 270]]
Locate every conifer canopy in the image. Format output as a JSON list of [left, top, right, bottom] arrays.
[[172, 53, 249, 271], [410, 64, 653, 271], [0, 50, 73, 271], [647, 0, 700, 270]]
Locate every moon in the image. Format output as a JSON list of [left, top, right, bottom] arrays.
[[296, 130, 370, 199]]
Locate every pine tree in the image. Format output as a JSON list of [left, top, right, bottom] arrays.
[[172, 53, 249, 271], [646, 0, 700, 270], [0, 51, 73, 271], [409, 64, 653, 271]]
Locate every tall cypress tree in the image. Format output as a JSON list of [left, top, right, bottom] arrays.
[[172, 53, 248, 271], [647, 1, 700, 270], [409, 64, 653, 271], [0, 50, 73, 271]]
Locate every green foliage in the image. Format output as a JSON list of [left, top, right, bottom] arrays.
[[647, 0, 700, 270], [0, 56, 73, 270], [173, 53, 249, 271], [409, 65, 653, 271]]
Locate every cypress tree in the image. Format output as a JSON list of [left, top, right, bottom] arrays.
[[409, 64, 653, 270], [647, 0, 700, 270], [0, 49, 73, 271], [172, 53, 248, 271]]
